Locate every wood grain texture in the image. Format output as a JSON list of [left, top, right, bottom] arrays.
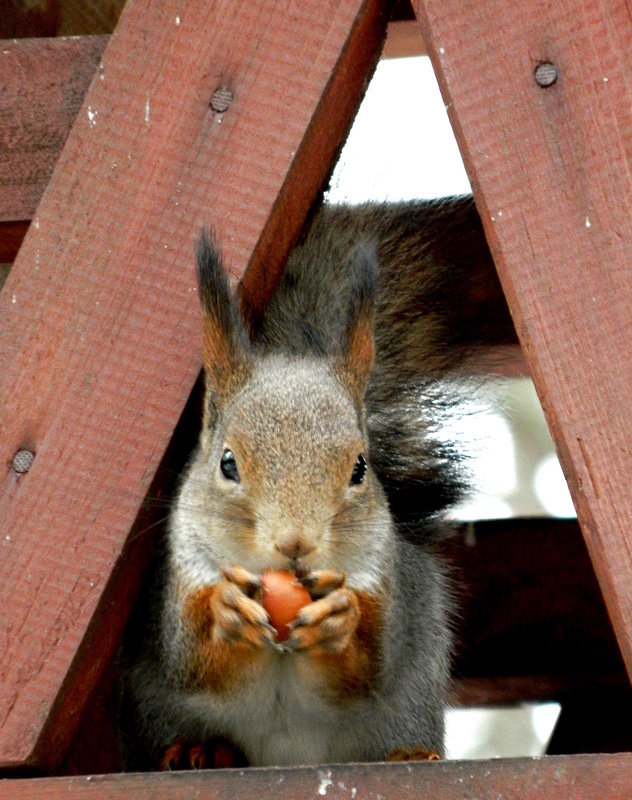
[[0, 0, 388, 770], [3, 755, 632, 798], [0, 36, 107, 220], [416, 0, 632, 680], [0, 21, 421, 224]]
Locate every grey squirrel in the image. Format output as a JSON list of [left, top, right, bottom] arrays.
[[119, 196, 507, 769]]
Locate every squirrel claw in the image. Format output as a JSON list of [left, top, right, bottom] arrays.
[[211, 576, 273, 648], [299, 569, 346, 598], [285, 588, 359, 652], [220, 564, 262, 598], [157, 737, 248, 770]]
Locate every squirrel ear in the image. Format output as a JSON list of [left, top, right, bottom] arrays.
[[196, 230, 252, 403], [337, 242, 377, 398]]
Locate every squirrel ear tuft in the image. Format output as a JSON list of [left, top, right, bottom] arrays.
[[337, 242, 377, 398], [196, 230, 251, 402]]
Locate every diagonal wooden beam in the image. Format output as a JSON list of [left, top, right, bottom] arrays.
[[416, 0, 632, 680], [0, 22, 419, 229], [0, 0, 388, 770]]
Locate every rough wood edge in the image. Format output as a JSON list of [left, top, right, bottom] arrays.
[[3, 754, 632, 798]]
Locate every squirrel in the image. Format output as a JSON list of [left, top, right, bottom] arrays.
[[118, 196, 509, 770]]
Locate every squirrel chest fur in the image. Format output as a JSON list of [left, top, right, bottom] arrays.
[[118, 199, 491, 770]]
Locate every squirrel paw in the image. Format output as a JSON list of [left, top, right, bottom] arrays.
[[285, 584, 360, 653], [299, 568, 347, 597], [157, 736, 248, 770], [211, 566, 276, 648]]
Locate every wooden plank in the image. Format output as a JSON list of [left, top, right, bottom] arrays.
[[416, 0, 632, 681], [0, 22, 425, 224], [382, 20, 426, 59], [445, 519, 626, 690], [0, 36, 107, 221], [0, 0, 388, 771], [3, 755, 632, 798]]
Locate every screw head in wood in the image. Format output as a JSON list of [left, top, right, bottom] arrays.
[[12, 449, 34, 474], [210, 87, 233, 113], [534, 62, 558, 88]]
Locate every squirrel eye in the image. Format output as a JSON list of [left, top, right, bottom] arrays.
[[220, 449, 240, 482], [350, 453, 367, 486]]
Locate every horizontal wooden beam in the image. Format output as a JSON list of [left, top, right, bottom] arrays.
[[445, 519, 626, 686], [382, 20, 426, 58], [3, 755, 632, 798]]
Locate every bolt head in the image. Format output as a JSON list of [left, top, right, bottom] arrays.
[[210, 87, 233, 113], [12, 449, 34, 474], [535, 62, 558, 87]]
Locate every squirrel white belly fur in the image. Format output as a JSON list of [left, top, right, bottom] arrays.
[[119, 197, 502, 770]]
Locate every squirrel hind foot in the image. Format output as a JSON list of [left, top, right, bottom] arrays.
[[388, 747, 441, 762], [157, 736, 248, 771]]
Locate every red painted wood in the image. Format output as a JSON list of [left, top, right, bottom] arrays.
[[3, 755, 632, 798], [0, 0, 388, 770], [0, 222, 29, 262], [416, 0, 632, 682], [0, 36, 107, 221]]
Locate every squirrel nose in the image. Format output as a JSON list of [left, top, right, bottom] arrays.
[[275, 538, 315, 560]]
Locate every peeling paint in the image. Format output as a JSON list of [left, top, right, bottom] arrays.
[[317, 769, 333, 796]]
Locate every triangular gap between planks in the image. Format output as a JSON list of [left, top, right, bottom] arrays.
[[0, 0, 389, 771]]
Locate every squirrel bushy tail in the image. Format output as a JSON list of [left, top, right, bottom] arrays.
[[256, 196, 508, 537]]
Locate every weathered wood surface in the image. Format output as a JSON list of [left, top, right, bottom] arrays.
[[0, 21, 424, 225], [0, 0, 388, 770], [416, 0, 632, 680], [4, 755, 632, 798], [0, 36, 107, 221]]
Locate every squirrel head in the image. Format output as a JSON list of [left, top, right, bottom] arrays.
[[179, 231, 391, 580]]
